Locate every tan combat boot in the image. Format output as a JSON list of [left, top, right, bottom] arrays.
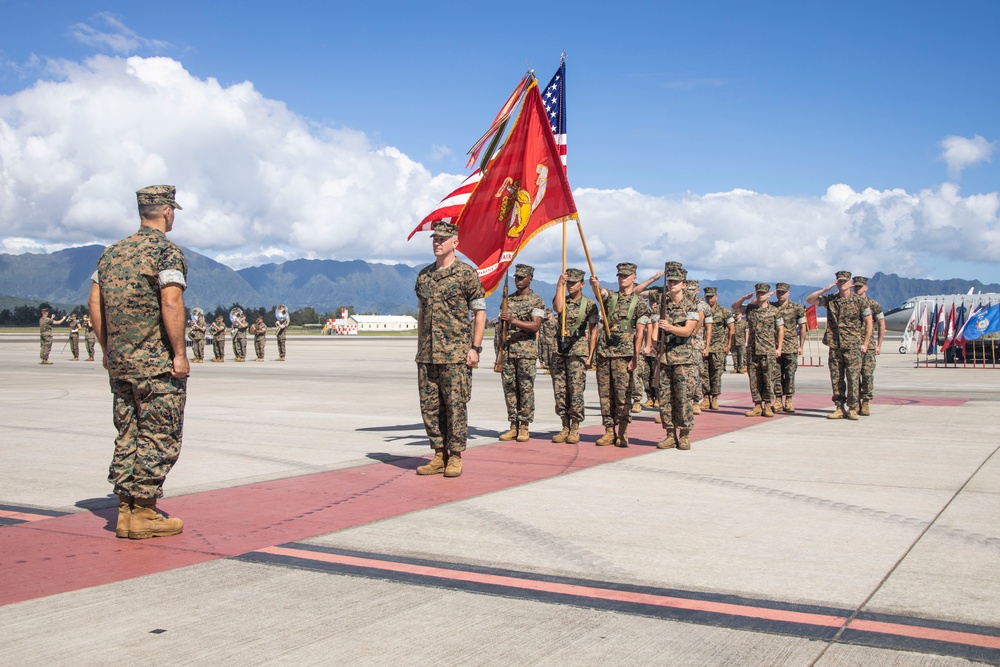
[[566, 422, 580, 444], [516, 423, 530, 442], [709, 396, 720, 410], [498, 422, 518, 441], [744, 403, 763, 417], [783, 397, 795, 413], [128, 499, 183, 540], [616, 425, 629, 448], [762, 403, 774, 418], [846, 407, 860, 421], [642, 398, 656, 408], [678, 429, 691, 450], [827, 405, 845, 419], [86, 356, 95, 362], [444, 452, 463, 477], [699, 396, 711, 410], [692, 401, 702, 415], [116, 494, 132, 538], [772, 401, 783, 413], [631, 400, 642, 413], [416, 450, 446, 475], [860, 401, 871, 416], [656, 428, 677, 449], [596, 426, 616, 446], [551, 420, 570, 443], [654, 413, 662, 424]]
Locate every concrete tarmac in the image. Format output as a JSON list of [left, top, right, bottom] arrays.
[[1, 334, 998, 666]]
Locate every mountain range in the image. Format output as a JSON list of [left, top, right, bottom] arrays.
[[2, 244, 999, 316]]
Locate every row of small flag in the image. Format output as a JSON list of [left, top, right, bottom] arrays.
[[916, 301, 1000, 355]]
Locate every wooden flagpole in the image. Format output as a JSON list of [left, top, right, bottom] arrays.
[[573, 219, 613, 338]]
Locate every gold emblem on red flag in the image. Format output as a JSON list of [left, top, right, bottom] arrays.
[[495, 165, 549, 238]]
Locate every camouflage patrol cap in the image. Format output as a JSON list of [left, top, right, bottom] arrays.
[[835, 270, 852, 281], [431, 221, 458, 238], [514, 264, 534, 278], [853, 276, 869, 286], [686, 279, 700, 290], [665, 261, 685, 280], [40, 303, 51, 312], [704, 286, 718, 296], [775, 282, 790, 292], [755, 283, 771, 293], [566, 268, 585, 282], [616, 262, 637, 276], [136, 185, 182, 210]]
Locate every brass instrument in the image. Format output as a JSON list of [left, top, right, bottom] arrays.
[[229, 307, 245, 336], [191, 307, 204, 325], [275, 304, 289, 330]]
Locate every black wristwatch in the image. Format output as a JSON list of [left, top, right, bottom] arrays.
[[471, 345, 483, 354]]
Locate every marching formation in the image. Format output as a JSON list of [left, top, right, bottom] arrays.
[[189, 307, 289, 363]]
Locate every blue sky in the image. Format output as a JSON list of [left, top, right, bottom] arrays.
[[1, 0, 998, 287]]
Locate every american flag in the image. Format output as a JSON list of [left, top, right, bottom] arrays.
[[542, 60, 567, 167]]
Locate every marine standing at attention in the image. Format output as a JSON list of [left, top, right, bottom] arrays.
[[414, 221, 486, 479], [852, 276, 885, 416], [701, 286, 733, 411], [88, 185, 188, 540], [38, 305, 66, 365], [770, 282, 807, 414], [550, 267, 598, 444], [497, 264, 545, 443], [652, 262, 700, 451], [733, 284, 784, 418], [731, 311, 748, 374]]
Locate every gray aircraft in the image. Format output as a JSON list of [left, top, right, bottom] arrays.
[[885, 290, 1000, 352]]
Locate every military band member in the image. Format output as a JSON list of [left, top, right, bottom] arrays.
[[209, 315, 227, 362], [550, 268, 598, 444], [232, 312, 249, 361], [589, 262, 652, 447], [250, 316, 267, 361], [67, 314, 82, 361], [703, 287, 733, 410], [414, 221, 486, 478], [38, 305, 66, 364], [734, 284, 784, 417], [731, 311, 748, 373], [189, 312, 207, 362], [852, 276, 884, 416], [770, 283, 807, 413], [275, 315, 288, 361], [652, 262, 699, 450], [806, 270, 873, 420], [83, 314, 97, 361]]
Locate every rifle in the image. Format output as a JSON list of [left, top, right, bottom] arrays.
[[493, 274, 510, 373], [651, 262, 668, 387]]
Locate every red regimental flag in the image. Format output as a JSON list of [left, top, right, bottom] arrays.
[[455, 82, 578, 294], [805, 304, 818, 331]]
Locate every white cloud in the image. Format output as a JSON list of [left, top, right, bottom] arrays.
[[0, 55, 998, 286], [68, 13, 170, 55], [940, 134, 996, 180]]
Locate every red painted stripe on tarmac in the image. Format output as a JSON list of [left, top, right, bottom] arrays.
[[848, 619, 1000, 651], [0, 510, 54, 523]]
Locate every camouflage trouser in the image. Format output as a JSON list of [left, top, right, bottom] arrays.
[[40, 334, 52, 361], [254, 335, 266, 360], [277, 332, 287, 358], [418, 362, 472, 453], [828, 347, 862, 409], [772, 353, 799, 398], [191, 338, 205, 361], [69, 332, 80, 359], [747, 353, 776, 403], [550, 353, 587, 423], [640, 355, 657, 401], [233, 333, 246, 359], [732, 345, 746, 371], [707, 351, 727, 396], [596, 356, 634, 427], [631, 366, 643, 402], [212, 338, 225, 360], [502, 356, 537, 423], [686, 354, 705, 402], [860, 349, 877, 401], [657, 362, 693, 429], [85, 334, 96, 358], [109, 373, 187, 499]]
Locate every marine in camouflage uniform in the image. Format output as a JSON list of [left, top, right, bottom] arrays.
[[734, 284, 785, 417], [652, 262, 699, 450], [807, 270, 873, 420], [731, 313, 748, 373], [538, 310, 557, 372], [83, 314, 97, 361], [685, 280, 711, 413], [89, 185, 189, 539], [38, 306, 65, 364], [275, 317, 288, 360], [188, 313, 207, 362], [590, 262, 651, 447], [703, 287, 733, 410], [209, 316, 227, 362], [639, 287, 662, 407], [853, 276, 885, 416], [414, 221, 486, 478], [497, 264, 545, 442], [68, 314, 81, 360], [232, 313, 248, 361], [770, 283, 807, 413], [250, 316, 267, 361], [550, 267, 598, 444]]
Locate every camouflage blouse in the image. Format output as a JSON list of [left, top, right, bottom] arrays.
[[97, 226, 188, 379], [819, 293, 872, 349], [772, 300, 807, 354], [596, 290, 652, 359], [38, 315, 54, 337], [415, 259, 486, 364], [503, 289, 545, 359], [554, 294, 598, 358], [655, 298, 699, 366], [733, 318, 748, 347], [745, 302, 785, 355], [707, 304, 735, 353]]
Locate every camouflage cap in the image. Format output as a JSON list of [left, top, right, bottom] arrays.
[[648, 286, 663, 296], [853, 275, 869, 286], [566, 267, 585, 282], [755, 282, 771, 293], [40, 303, 51, 312], [686, 279, 700, 289], [136, 185, 182, 210], [775, 282, 790, 292], [835, 270, 852, 281], [431, 221, 458, 238], [514, 264, 534, 278], [665, 261, 685, 281], [703, 286, 718, 296], [616, 262, 637, 276]]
